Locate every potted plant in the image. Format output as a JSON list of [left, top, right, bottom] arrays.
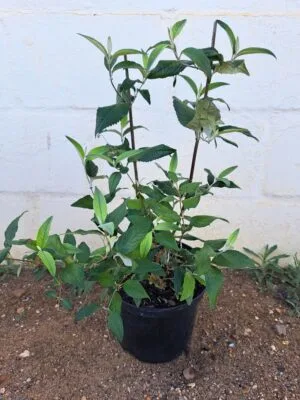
[[2, 19, 275, 363]]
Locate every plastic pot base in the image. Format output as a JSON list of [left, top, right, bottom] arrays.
[[120, 287, 205, 363]]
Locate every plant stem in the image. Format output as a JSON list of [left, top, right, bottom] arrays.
[[188, 135, 200, 182], [124, 55, 139, 186], [189, 20, 218, 182]]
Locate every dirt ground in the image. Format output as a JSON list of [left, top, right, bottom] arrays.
[[0, 270, 299, 400]]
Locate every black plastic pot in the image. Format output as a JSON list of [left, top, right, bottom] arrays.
[[120, 286, 205, 363]]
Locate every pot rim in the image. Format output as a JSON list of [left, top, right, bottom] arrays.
[[121, 284, 205, 315]]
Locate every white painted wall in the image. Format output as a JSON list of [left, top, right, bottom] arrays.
[[1, 1, 300, 255]]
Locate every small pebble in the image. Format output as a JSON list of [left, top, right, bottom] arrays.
[[12, 288, 27, 298], [275, 324, 287, 337], [19, 350, 30, 358], [183, 367, 196, 381], [16, 307, 25, 315], [187, 382, 196, 388], [271, 345, 276, 352], [243, 328, 252, 336], [81, 396, 87, 400], [0, 388, 5, 394]]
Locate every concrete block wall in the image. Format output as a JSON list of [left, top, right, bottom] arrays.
[[1, 1, 300, 255]]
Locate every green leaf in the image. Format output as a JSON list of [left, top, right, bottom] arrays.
[[179, 75, 198, 96], [148, 60, 187, 79], [75, 303, 99, 322], [139, 231, 153, 258], [172, 97, 195, 128], [108, 310, 124, 342], [218, 125, 258, 141], [224, 228, 240, 249], [236, 47, 276, 59], [129, 145, 175, 163], [38, 250, 56, 277], [150, 202, 180, 223], [174, 268, 184, 296], [110, 291, 122, 313], [90, 247, 107, 258], [115, 149, 143, 163], [112, 60, 145, 75], [107, 36, 112, 56], [4, 211, 27, 248], [200, 82, 229, 95], [86, 145, 109, 161], [113, 48, 142, 58], [170, 19, 187, 40], [218, 136, 238, 148], [182, 47, 211, 78], [205, 266, 224, 307], [153, 180, 177, 196], [218, 165, 238, 179], [123, 125, 148, 136], [98, 270, 115, 287], [63, 229, 76, 247], [215, 60, 249, 76], [60, 298, 73, 311], [123, 279, 149, 300], [216, 20, 236, 54], [109, 172, 122, 194], [154, 222, 178, 231], [213, 250, 255, 269], [195, 246, 213, 275], [106, 201, 127, 226], [93, 187, 107, 224], [99, 221, 115, 236], [147, 43, 168, 70], [66, 136, 85, 160], [126, 199, 143, 210], [73, 229, 102, 236], [45, 234, 67, 258], [60, 264, 84, 286], [190, 215, 228, 228], [36, 216, 53, 249], [139, 89, 151, 104], [169, 151, 178, 173], [187, 98, 221, 136], [204, 239, 226, 251], [180, 271, 196, 303], [0, 248, 10, 264], [78, 34, 108, 57], [71, 195, 93, 209], [44, 289, 57, 299], [76, 242, 90, 263], [155, 231, 178, 251], [85, 160, 98, 178], [134, 259, 164, 278], [95, 104, 130, 136], [147, 40, 171, 52], [183, 196, 200, 209], [179, 181, 200, 195], [115, 217, 152, 254]]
